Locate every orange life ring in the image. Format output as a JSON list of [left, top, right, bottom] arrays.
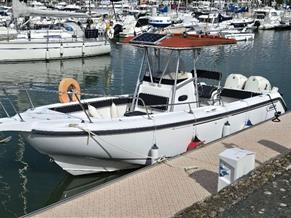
[[58, 78, 81, 103]]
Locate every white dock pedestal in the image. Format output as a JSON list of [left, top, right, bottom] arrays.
[[218, 148, 255, 191]]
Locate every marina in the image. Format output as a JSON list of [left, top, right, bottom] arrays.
[[0, 29, 289, 218], [28, 111, 291, 217], [0, 32, 287, 176], [0, 0, 290, 216]]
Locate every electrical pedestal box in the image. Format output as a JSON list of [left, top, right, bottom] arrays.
[[218, 147, 255, 191]]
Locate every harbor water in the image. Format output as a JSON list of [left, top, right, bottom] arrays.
[[0, 30, 290, 217]]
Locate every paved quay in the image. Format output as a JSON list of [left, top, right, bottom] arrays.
[[30, 112, 291, 218]]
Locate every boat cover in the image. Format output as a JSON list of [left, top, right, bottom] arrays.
[[122, 33, 236, 50]]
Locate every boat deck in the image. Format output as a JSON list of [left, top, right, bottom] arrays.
[[30, 112, 291, 218]]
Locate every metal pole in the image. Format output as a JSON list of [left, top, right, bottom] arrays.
[[170, 51, 180, 111], [159, 50, 173, 85], [2, 89, 24, 122], [73, 92, 93, 123], [25, 89, 34, 110], [193, 49, 199, 108], [130, 49, 146, 112], [145, 48, 154, 83], [157, 49, 160, 73], [0, 101, 10, 117], [111, 0, 118, 21], [89, 0, 91, 16]]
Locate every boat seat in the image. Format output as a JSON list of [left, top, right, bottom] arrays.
[[192, 69, 222, 80], [138, 93, 169, 111], [124, 111, 149, 117], [198, 85, 217, 99], [220, 88, 260, 99]]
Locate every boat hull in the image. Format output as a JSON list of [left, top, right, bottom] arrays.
[[0, 39, 111, 62], [21, 94, 286, 175]]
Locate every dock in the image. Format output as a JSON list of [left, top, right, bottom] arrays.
[[31, 112, 291, 218]]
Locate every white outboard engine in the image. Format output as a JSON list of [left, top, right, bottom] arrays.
[[224, 74, 247, 90], [244, 76, 271, 93]]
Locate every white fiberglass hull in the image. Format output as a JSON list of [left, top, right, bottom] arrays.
[[0, 39, 111, 62], [0, 91, 284, 175], [224, 33, 255, 41]]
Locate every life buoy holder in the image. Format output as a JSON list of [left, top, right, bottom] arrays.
[[58, 78, 81, 103]]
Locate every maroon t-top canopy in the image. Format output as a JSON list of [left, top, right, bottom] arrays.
[[122, 33, 236, 50]]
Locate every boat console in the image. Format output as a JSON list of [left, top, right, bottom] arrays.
[[136, 71, 197, 113]]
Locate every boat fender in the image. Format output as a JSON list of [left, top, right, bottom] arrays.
[[222, 121, 231, 137], [60, 43, 64, 57], [244, 119, 253, 128], [150, 144, 159, 164], [58, 78, 81, 103], [110, 102, 119, 118], [45, 49, 50, 61], [82, 43, 85, 56], [187, 136, 202, 151]]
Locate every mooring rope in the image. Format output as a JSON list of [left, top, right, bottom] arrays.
[[267, 94, 281, 122], [68, 124, 153, 159], [69, 124, 202, 172]]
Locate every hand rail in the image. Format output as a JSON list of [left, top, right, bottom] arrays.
[[130, 96, 151, 119]]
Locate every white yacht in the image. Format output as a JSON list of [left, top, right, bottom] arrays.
[[254, 7, 284, 30]]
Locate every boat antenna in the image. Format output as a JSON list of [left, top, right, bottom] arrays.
[[110, 0, 119, 21], [88, 0, 92, 16]]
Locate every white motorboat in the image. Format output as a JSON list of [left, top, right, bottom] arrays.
[[254, 7, 284, 30], [221, 28, 255, 41], [195, 13, 232, 34], [108, 15, 150, 38], [230, 17, 255, 29], [0, 33, 286, 175], [148, 16, 172, 28]]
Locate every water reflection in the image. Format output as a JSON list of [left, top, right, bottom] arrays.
[[0, 55, 111, 86], [46, 170, 131, 205], [0, 56, 112, 110]]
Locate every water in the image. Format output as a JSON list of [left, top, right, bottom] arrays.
[[0, 30, 290, 217]]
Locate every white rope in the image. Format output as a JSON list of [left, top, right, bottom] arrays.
[[0, 136, 12, 144], [68, 124, 201, 172], [69, 124, 152, 159]]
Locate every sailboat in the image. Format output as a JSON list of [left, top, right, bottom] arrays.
[[0, 0, 110, 62]]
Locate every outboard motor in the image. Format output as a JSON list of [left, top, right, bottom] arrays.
[[254, 20, 260, 28], [113, 24, 123, 38]]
